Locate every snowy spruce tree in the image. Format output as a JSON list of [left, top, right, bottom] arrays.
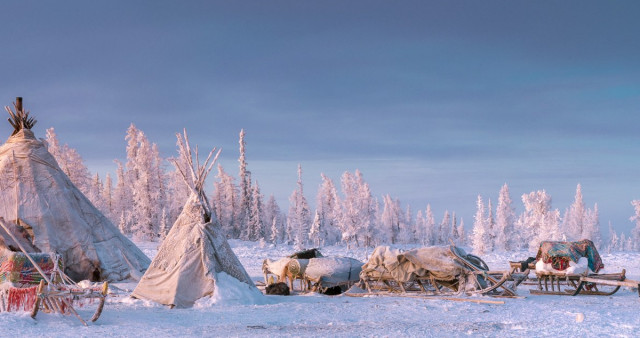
[[494, 183, 516, 251], [630, 200, 640, 251], [264, 195, 285, 244], [424, 204, 436, 245], [380, 195, 399, 244], [315, 173, 342, 245], [237, 129, 253, 240], [563, 184, 586, 241], [519, 190, 560, 252], [125, 125, 167, 240], [339, 170, 376, 247], [212, 165, 238, 237], [45, 127, 93, 200], [471, 195, 488, 254], [485, 199, 495, 252], [438, 211, 451, 245], [247, 182, 265, 241], [287, 164, 311, 249]]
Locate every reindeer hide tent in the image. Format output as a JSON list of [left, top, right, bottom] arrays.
[[0, 99, 150, 282], [131, 131, 261, 308]]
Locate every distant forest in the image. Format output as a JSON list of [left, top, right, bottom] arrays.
[[44, 126, 640, 253]]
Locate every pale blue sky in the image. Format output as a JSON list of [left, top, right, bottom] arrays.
[[1, 1, 639, 234]]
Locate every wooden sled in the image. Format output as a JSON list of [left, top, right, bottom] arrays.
[[360, 246, 526, 298], [530, 269, 628, 296], [0, 218, 108, 325], [450, 247, 527, 297], [30, 271, 109, 325]]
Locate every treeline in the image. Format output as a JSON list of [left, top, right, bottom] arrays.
[[44, 126, 640, 253]]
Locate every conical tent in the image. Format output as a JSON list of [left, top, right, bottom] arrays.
[[132, 130, 259, 308], [0, 98, 150, 281]]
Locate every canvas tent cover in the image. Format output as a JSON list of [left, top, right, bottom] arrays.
[[132, 134, 259, 308], [361, 246, 469, 283], [0, 129, 150, 281], [535, 239, 604, 273], [131, 199, 256, 308]]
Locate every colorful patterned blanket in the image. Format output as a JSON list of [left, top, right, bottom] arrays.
[[535, 239, 603, 273], [0, 250, 63, 285]]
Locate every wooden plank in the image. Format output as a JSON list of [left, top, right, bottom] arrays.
[[580, 277, 639, 288]]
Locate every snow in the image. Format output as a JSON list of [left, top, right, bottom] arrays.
[[2, 240, 640, 337], [536, 256, 592, 274], [195, 272, 266, 307]]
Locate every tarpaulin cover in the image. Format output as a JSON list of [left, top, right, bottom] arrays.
[[360, 246, 467, 283]]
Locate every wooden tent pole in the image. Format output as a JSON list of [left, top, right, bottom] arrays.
[[15, 97, 22, 113]]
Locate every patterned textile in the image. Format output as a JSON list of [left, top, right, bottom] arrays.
[[0, 285, 38, 312], [0, 250, 63, 285], [535, 239, 604, 273]]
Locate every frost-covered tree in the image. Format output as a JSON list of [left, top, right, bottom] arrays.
[[471, 195, 488, 254], [264, 195, 285, 244], [450, 212, 459, 244], [607, 222, 619, 253], [89, 173, 106, 215], [630, 200, 640, 251], [339, 170, 376, 247], [309, 210, 323, 246], [424, 204, 436, 245], [495, 183, 516, 251], [563, 184, 585, 241], [438, 211, 451, 245], [237, 129, 252, 240], [380, 194, 401, 244], [583, 203, 601, 248], [519, 190, 560, 252], [401, 205, 415, 244], [45, 127, 92, 197], [126, 126, 166, 240], [102, 173, 114, 221], [248, 182, 265, 241], [415, 210, 426, 245], [457, 218, 465, 245], [316, 174, 342, 245], [485, 199, 495, 252], [113, 160, 132, 233], [212, 165, 238, 237], [287, 164, 311, 249]]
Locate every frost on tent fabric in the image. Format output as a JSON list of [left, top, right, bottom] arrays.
[[0, 97, 150, 282], [131, 130, 262, 308]]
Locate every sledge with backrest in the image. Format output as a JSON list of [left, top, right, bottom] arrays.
[[529, 239, 627, 296]]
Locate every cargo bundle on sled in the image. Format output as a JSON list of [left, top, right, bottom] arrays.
[[529, 239, 638, 296], [352, 245, 527, 298], [262, 249, 363, 294]]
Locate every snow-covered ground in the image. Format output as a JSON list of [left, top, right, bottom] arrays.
[[2, 240, 640, 337]]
